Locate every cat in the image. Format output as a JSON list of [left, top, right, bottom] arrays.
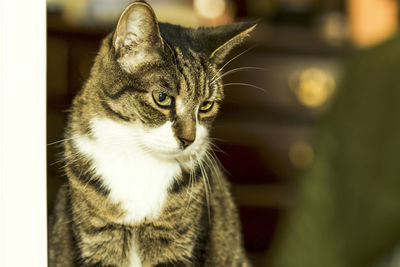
[[48, 1, 256, 266]]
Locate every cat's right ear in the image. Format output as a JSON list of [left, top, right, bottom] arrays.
[[113, 1, 164, 72], [207, 21, 257, 66]]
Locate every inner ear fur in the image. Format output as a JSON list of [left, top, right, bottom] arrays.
[[113, 1, 164, 71]]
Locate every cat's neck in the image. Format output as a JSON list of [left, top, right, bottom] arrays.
[[72, 117, 182, 224]]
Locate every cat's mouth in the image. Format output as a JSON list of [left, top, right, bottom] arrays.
[[141, 139, 208, 164], [137, 121, 210, 164]]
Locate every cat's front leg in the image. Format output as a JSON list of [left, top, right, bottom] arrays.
[[72, 220, 134, 267]]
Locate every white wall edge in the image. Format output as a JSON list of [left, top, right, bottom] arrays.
[[0, 0, 47, 266]]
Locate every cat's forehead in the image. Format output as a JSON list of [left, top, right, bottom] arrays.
[[165, 47, 222, 101], [132, 42, 218, 100], [159, 23, 203, 55]]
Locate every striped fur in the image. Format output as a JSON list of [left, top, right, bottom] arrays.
[[49, 1, 256, 266]]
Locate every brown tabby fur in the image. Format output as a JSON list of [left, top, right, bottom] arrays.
[[49, 1, 256, 266]]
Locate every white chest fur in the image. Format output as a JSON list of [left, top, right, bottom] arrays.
[[73, 118, 187, 267], [73, 118, 181, 224]]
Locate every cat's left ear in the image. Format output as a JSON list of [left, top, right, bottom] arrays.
[[113, 1, 164, 72], [208, 21, 257, 66]]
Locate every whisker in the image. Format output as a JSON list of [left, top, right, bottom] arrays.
[[210, 45, 257, 83], [197, 155, 212, 224], [202, 178, 211, 224], [223, 82, 266, 92], [210, 66, 268, 85], [183, 156, 196, 218], [50, 157, 67, 166], [209, 137, 228, 143], [47, 136, 78, 146], [208, 142, 228, 156], [75, 157, 99, 192], [186, 157, 195, 201], [203, 149, 223, 188], [56, 149, 84, 167], [209, 148, 231, 177]]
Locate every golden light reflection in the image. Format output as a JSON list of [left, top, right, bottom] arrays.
[[194, 0, 226, 20], [289, 67, 335, 108], [289, 141, 314, 169], [348, 0, 398, 47]]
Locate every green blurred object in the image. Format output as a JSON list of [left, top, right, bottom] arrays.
[[268, 31, 400, 267]]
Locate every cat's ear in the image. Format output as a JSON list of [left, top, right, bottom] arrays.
[[113, 1, 164, 72], [208, 21, 257, 66]]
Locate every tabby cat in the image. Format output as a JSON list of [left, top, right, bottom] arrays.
[[49, 1, 256, 266]]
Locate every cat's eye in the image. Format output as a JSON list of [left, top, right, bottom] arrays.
[[199, 101, 214, 112], [152, 91, 173, 108]]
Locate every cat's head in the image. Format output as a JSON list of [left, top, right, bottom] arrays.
[[74, 1, 256, 166]]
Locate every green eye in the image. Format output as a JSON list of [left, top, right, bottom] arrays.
[[152, 91, 173, 107], [199, 101, 214, 112]]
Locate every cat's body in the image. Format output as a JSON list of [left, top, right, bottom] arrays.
[[49, 2, 255, 266]]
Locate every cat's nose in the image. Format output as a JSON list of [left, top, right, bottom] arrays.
[[178, 137, 194, 149]]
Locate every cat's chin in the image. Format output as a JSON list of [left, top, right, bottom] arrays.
[[144, 145, 207, 165], [140, 139, 208, 170]]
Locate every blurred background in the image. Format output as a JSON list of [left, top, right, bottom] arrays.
[[47, 0, 400, 266]]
